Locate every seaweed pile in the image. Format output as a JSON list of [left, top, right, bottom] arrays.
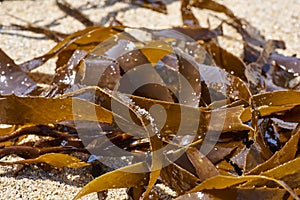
[[1, 0, 300, 199]]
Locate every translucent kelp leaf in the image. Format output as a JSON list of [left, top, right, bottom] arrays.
[[278, 105, 300, 123], [75, 85, 249, 146], [18, 26, 97, 72], [176, 49, 201, 106], [128, 93, 251, 135], [75, 27, 133, 54], [0, 153, 89, 168], [243, 127, 273, 172], [186, 147, 219, 181], [119, 48, 150, 71], [199, 64, 251, 104], [270, 52, 300, 75], [0, 49, 37, 96], [259, 118, 294, 152], [143, 136, 164, 197], [141, 40, 173, 64], [0, 125, 17, 136], [175, 187, 286, 200], [243, 43, 261, 64], [68, 87, 153, 137], [262, 51, 300, 91], [20, 26, 124, 72], [119, 46, 175, 102], [0, 125, 18, 147], [264, 61, 295, 91], [251, 90, 300, 117], [229, 19, 266, 47], [234, 188, 287, 200], [216, 160, 238, 176], [229, 146, 248, 170], [203, 40, 247, 82], [160, 158, 200, 195], [81, 34, 176, 103], [170, 151, 198, 178], [149, 29, 217, 67], [188, 174, 299, 199], [91, 34, 139, 60], [248, 125, 300, 175], [173, 25, 223, 41], [0, 95, 113, 125], [245, 40, 285, 93], [78, 54, 121, 90], [73, 161, 149, 200], [243, 157, 300, 190], [48, 50, 88, 96], [68, 86, 163, 197], [142, 42, 213, 105], [206, 142, 239, 164], [187, 175, 265, 192], [54, 27, 125, 66]]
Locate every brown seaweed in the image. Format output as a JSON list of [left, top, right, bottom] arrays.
[[0, 1, 300, 200]]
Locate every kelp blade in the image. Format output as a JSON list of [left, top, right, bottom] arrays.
[[73, 161, 149, 200]]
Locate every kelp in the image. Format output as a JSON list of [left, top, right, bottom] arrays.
[[0, 95, 114, 124], [175, 187, 287, 200], [0, 0, 300, 200], [0, 49, 37, 95], [74, 161, 150, 200], [0, 153, 90, 168]]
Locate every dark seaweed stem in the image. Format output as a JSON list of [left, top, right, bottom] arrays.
[[0, 125, 78, 143], [0, 145, 88, 160]]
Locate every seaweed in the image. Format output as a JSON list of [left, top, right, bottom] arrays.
[[0, 0, 300, 200]]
